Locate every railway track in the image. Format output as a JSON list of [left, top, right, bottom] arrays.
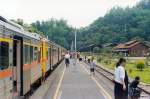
[[85, 61, 150, 98]]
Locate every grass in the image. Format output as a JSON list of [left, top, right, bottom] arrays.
[[128, 67, 150, 84], [96, 56, 150, 84]]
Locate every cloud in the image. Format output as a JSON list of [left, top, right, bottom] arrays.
[[0, 0, 140, 27]]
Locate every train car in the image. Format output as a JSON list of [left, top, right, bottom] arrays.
[[29, 33, 42, 87], [52, 43, 59, 67], [0, 16, 66, 99], [0, 22, 13, 99]]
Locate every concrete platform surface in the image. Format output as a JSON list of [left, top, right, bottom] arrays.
[[31, 60, 113, 99], [52, 60, 111, 99]]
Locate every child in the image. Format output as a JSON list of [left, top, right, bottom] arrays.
[[129, 76, 142, 99], [90, 58, 95, 76]]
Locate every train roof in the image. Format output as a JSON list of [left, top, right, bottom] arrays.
[[0, 18, 40, 40], [0, 16, 7, 22], [0, 16, 24, 30], [0, 16, 66, 49], [7, 20, 24, 30]]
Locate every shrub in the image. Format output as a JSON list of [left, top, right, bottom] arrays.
[[104, 60, 108, 64], [97, 57, 102, 62], [136, 60, 145, 71], [93, 47, 100, 53], [104, 59, 111, 65], [129, 68, 133, 74]]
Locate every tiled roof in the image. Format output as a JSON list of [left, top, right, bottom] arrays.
[[115, 40, 141, 49]]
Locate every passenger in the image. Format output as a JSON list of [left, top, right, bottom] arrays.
[[88, 58, 90, 63], [77, 52, 80, 59], [90, 58, 95, 76], [79, 57, 82, 62], [129, 76, 141, 99], [84, 56, 87, 61], [70, 52, 72, 59], [72, 52, 76, 66], [65, 51, 70, 67], [114, 58, 129, 99]]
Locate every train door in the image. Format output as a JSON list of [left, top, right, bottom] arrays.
[[13, 36, 23, 97], [49, 45, 52, 70], [51, 45, 54, 68], [58, 47, 60, 62], [42, 42, 46, 76]]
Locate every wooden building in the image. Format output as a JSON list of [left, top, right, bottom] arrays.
[[114, 40, 149, 57]]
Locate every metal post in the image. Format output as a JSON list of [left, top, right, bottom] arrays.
[[75, 29, 77, 54], [74, 29, 77, 65]]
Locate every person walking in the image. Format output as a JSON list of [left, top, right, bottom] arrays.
[[90, 58, 95, 76], [65, 51, 70, 67], [114, 58, 129, 99]]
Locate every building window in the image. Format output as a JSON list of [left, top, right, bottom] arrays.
[[0, 42, 9, 70]]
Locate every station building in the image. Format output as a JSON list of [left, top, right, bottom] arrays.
[[114, 40, 149, 57]]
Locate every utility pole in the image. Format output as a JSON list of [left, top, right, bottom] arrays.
[[70, 41, 74, 52], [75, 29, 77, 54], [74, 28, 77, 66]]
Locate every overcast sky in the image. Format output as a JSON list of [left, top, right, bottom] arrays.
[[0, 0, 140, 28]]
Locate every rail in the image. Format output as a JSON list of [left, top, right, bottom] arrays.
[[85, 61, 150, 96]]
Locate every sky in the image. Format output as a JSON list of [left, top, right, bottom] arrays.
[[0, 0, 140, 28]]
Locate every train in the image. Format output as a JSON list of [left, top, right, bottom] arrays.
[[0, 16, 66, 99]]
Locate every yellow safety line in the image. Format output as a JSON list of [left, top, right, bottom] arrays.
[[92, 77, 112, 99], [81, 64, 112, 99], [53, 67, 66, 99]]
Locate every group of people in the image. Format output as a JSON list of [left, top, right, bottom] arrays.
[[64, 51, 141, 99], [86, 57, 141, 99], [64, 51, 82, 67], [114, 58, 141, 99]]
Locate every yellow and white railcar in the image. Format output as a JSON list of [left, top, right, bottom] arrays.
[[0, 16, 66, 99]]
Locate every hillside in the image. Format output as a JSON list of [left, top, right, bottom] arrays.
[[77, 0, 150, 49], [31, 0, 150, 50]]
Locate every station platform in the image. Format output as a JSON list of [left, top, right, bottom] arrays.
[[29, 59, 150, 99], [30, 60, 113, 99]]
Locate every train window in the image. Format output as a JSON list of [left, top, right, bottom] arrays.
[[0, 42, 9, 70], [13, 40, 17, 66], [24, 45, 30, 64], [34, 47, 38, 61], [46, 50, 48, 59], [38, 47, 41, 63], [30, 46, 33, 62], [38, 51, 40, 62]]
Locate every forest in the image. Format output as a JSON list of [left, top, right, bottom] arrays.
[[14, 0, 150, 50]]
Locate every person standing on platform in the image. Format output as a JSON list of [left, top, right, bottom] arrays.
[[90, 57, 95, 76], [77, 52, 80, 59], [65, 51, 70, 67], [84, 56, 87, 61], [114, 58, 129, 99]]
